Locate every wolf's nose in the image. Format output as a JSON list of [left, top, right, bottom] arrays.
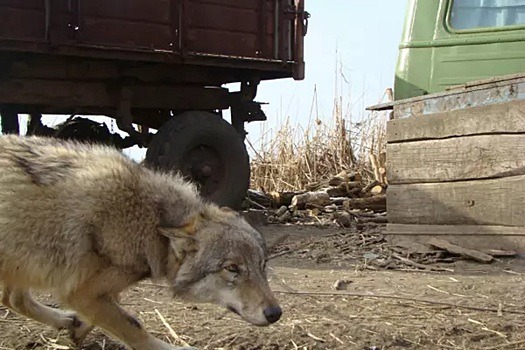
[[263, 306, 282, 323]]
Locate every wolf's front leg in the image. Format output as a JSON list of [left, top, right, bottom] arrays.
[[67, 292, 196, 350], [62, 268, 197, 350], [2, 286, 93, 345]]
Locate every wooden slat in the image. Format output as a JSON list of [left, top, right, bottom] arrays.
[[387, 176, 525, 227], [387, 224, 525, 252], [387, 100, 525, 143], [387, 134, 525, 183], [426, 237, 493, 263], [446, 73, 525, 91], [392, 81, 524, 119], [387, 224, 525, 236]]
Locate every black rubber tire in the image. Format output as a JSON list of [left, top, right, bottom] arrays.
[[1, 110, 20, 134], [144, 111, 250, 209]]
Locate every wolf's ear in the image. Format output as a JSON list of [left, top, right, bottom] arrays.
[[158, 215, 202, 259], [158, 226, 197, 260], [158, 226, 196, 240], [159, 212, 203, 238]]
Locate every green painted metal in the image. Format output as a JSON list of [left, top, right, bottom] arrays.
[[395, 0, 525, 101]]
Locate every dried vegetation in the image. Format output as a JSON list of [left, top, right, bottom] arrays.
[[248, 88, 389, 194], [2, 76, 524, 350]]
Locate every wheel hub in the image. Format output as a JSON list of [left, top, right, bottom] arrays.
[[181, 145, 224, 197]]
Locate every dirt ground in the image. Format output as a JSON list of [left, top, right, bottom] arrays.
[[1, 224, 525, 350]]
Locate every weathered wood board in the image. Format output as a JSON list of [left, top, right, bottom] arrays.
[[387, 134, 525, 184], [426, 237, 494, 263], [387, 175, 525, 227], [387, 100, 525, 142], [388, 224, 525, 237], [385, 77, 525, 252], [388, 224, 525, 252], [392, 79, 525, 119]]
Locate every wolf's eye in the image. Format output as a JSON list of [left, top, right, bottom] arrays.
[[224, 264, 240, 274]]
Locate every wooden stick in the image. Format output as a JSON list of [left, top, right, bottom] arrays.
[[272, 290, 525, 315], [268, 249, 298, 260], [359, 215, 388, 224], [245, 196, 267, 210], [343, 195, 386, 211], [482, 340, 525, 350], [392, 253, 454, 272], [361, 180, 380, 194], [154, 309, 191, 347], [268, 242, 310, 260]]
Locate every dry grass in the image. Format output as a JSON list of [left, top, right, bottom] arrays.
[[248, 88, 390, 193], [3, 263, 524, 350], [1, 225, 525, 350]]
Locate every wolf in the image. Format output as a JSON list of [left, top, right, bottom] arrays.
[[0, 135, 281, 350]]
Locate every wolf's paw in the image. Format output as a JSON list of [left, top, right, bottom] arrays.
[[63, 313, 94, 346]]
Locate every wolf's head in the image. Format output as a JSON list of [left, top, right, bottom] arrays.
[[159, 205, 281, 326]]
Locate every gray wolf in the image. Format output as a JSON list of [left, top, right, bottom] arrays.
[[0, 135, 281, 350]]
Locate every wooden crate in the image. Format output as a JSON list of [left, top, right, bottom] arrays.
[[385, 75, 525, 252]]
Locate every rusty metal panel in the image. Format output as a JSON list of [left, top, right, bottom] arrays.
[[292, 0, 306, 79], [0, 0, 297, 61], [184, 0, 278, 59], [0, 1, 46, 42], [392, 75, 525, 119], [0, 0, 304, 80], [74, 0, 175, 51], [45, 0, 74, 44], [0, 78, 229, 111]]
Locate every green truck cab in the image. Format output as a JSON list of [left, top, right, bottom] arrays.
[[396, 0, 525, 100]]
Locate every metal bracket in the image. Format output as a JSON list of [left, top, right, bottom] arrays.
[[67, 0, 81, 39], [240, 78, 260, 100], [116, 86, 150, 147], [284, 5, 310, 35], [230, 79, 266, 139]]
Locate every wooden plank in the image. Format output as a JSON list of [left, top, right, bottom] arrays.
[[446, 73, 525, 91], [387, 224, 525, 252], [389, 238, 437, 254], [387, 176, 525, 227], [392, 81, 524, 119], [387, 135, 525, 183], [426, 237, 493, 263], [482, 249, 516, 257], [387, 100, 525, 142], [367, 75, 525, 113], [390, 234, 525, 254], [343, 195, 386, 212], [387, 224, 525, 236]]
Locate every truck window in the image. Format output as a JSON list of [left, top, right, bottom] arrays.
[[449, 0, 525, 30]]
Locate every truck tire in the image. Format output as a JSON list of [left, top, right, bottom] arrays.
[[1, 109, 20, 134], [144, 111, 250, 209]]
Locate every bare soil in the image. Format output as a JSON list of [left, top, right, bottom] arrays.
[[1, 224, 525, 350]]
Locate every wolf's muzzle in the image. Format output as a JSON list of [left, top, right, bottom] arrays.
[[263, 306, 282, 324]]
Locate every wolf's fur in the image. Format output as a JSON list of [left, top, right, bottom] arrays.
[[0, 135, 280, 350]]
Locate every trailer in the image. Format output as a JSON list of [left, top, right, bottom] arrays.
[[0, 0, 309, 208]]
